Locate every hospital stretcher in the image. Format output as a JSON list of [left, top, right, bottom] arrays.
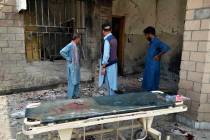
[[22, 91, 187, 140]]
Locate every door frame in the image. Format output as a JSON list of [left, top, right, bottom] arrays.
[[112, 15, 125, 75]]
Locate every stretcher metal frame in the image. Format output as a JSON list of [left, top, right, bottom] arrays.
[[22, 101, 187, 140]]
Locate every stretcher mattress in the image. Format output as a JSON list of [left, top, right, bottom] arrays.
[[25, 92, 174, 124]]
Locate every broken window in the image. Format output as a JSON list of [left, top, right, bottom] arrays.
[[24, 0, 86, 62]]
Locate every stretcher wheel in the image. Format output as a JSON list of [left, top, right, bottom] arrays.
[[133, 128, 147, 140]]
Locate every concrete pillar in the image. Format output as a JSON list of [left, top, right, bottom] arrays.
[[0, 0, 25, 139], [178, 0, 210, 129], [0, 0, 26, 93]]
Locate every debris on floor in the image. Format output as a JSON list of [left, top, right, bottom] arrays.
[[2, 75, 209, 140], [11, 110, 25, 119]]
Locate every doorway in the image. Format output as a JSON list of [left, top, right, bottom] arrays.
[[112, 16, 125, 75]]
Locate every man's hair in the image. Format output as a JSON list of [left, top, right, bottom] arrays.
[[143, 26, 156, 35], [72, 34, 81, 40], [102, 23, 112, 32]]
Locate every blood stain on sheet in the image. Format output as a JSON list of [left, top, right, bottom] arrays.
[[52, 102, 90, 114]]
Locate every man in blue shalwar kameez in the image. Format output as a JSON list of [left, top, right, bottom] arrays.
[[98, 23, 118, 96], [142, 26, 170, 91], [60, 35, 81, 99]]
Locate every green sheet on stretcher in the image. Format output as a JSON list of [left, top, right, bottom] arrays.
[[25, 92, 174, 124]]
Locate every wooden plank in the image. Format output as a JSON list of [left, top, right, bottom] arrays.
[[32, 33, 40, 61], [25, 32, 33, 62]]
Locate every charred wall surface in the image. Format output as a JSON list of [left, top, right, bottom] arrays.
[[0, 0, 113, 94], [113, 0, 187, 83]]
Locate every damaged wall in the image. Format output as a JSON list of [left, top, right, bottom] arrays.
[[0, 0, 187, 93], [156, 0, 187, 78], [0, 0, 113, 94], [85, 0, 113, 85], [0, 0, 111, 94], [0, 0, 112, 139], [113, 0, 156, 74], [112, 0, 187, 80]]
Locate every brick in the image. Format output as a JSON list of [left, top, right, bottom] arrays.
[[4, 0, 16, 5], [15, 47, 25, 53], [188, 71, 203, 82], [185, 20, 200, 30], [198, 113, 210, 122], [202, 73, 210, 83], [4, 13, 19, 20], [0, 40, 7, 48], [0, 34, 15, 40], [192, 31, 210, 41], [0, 3, 3, 9], [199, 121, 210, 130], [197, 113, 204, 121], [8, 40, 24, 48], [183, 31, 192, 40], [0, 20, 13, 26], [195, 8, 210, 20], [196, 62, 205, 72], [203, 0, 210, 8], [190, 52, 206, 62], [14, 20, 24, 27], [16, 60, 26, 65], [199, 104, 210, 113], [201, 83, 210, 93], [198, 41, 210, 52], [204, 63, 210, 72], [180, 70, 187, 80], [15, 34, 24, 40], [0, 53, 8, 60], [0, 0, 4, 4], [9, 66, 24, 73], [7, 27, 24, 33], [187, 0, 203, 9], [205, 52, 210, 62], [0, 12, 5, 19], [193, 82, 202, 92], [1, 47, 15, 53], [183, 41, 198, 51], [208, 94, 210, 103], [2, 6, 13, 12], [0, 27, 7, 33], [179, 79, 194, 90], [185, 10, 195, 20], [3, 74, 15, 81], [8, 54, 24, 60], [180, 61, 196, 71], [181, 51, 190, 60], [200, 94, 208, 103], [201, 19, 210, 29], [206, 43, 210, 52]]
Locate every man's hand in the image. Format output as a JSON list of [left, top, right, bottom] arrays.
[[101, 67, 106, 75], [154, 55, 161, 61]]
